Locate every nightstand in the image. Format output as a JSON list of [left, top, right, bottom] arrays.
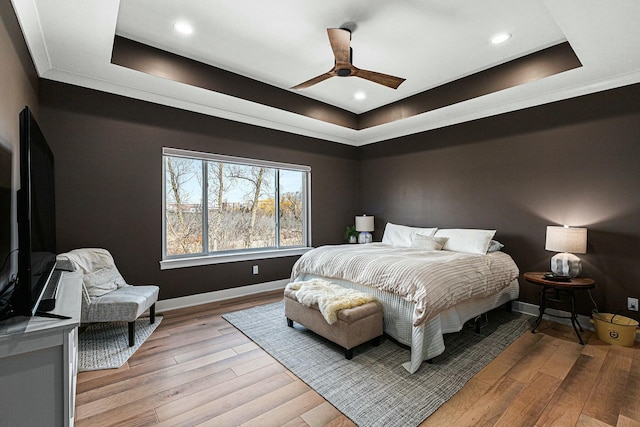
[[524, 271, 595, 345]]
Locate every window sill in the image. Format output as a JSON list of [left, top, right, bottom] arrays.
[[159, 247, 313, 270]]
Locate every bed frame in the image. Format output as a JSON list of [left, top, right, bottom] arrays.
[[294, 274, 519, 373]]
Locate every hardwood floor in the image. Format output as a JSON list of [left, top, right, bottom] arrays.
[[75, 291, 640, 427]]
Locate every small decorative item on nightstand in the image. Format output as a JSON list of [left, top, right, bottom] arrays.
[[344, 225, 358, 244], [355, 215, 374, 244]]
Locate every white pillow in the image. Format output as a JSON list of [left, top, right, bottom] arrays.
[[382, 222, 438, 247], [83, 266, 128, 298], [434, 229, 496, 254], [411, 235, 448, 251]]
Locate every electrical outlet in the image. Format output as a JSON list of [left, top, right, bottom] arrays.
[[628, 297, 639, 312], [252, 265, 259, 275]]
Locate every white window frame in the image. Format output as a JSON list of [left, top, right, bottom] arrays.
[[160, 147, 312, 270]]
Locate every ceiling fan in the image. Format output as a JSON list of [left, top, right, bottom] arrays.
[[291, 28, 406, 90]]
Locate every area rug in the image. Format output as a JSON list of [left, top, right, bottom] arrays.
[[78, 316, 162, 372], [223, 303, 531, 427]]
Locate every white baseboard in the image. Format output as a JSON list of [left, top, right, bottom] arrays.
[[513, 301, 640, 343], [512, 300, 595, 331], [157, 288, 639, 343], [156, 279, 288, 313]]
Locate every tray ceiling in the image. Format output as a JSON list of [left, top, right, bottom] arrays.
[[11, 0, 640, 146]]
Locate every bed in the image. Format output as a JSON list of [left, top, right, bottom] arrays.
[[290, 224, 520, 373]]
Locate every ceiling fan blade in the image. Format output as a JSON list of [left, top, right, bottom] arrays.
[[293, 28, 406, 90], [327, 28, 352, 65], [291, 72, 334, 90], [353, 68, 406, 89]]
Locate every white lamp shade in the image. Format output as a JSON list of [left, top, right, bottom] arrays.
[[355, 215, 375, 232], [545, 226, 587, 254]]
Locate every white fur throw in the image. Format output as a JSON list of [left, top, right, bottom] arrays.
[[286, 279, 378, 325]]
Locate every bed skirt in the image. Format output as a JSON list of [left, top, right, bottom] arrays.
[[294, 274, 520, 373]]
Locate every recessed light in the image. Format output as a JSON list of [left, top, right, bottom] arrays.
[[174, 21, 194, 35], [354, 91, 366, 101], [491, 33, 511, 45]]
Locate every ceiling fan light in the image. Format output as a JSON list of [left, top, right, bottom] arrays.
[[491, 32, 511, 45]]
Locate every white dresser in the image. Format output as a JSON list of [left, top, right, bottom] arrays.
[[0, 270, 82, 427]]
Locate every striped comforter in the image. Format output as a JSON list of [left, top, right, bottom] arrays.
[[291, 243, 519, 326]]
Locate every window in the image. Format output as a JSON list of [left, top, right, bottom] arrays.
[[161, 148, 311, 269]]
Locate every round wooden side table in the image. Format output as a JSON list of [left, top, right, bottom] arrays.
[[523, 272, 596, 345]]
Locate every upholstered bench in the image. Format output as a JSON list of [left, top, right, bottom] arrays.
[[284, 284, 383, 359]]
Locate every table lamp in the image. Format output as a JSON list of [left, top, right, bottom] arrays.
[[355, 215, 374, 244], [545, 225, 587, 277]]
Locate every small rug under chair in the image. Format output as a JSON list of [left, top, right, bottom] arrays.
[[223, 302, 532, 427], [78, 316, 162, 372]]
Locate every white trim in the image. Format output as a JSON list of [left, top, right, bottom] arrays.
[[159, 247, 312, 270], [306, 174, 312, 246], [155, 279, 288, 312], [513, 300, 640, 343], [512, 300, 594, 331], [10, 0, 53, 76], [162, 147, 311, 172]]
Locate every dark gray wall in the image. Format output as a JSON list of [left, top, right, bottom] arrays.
[[0, 1, 39, 279], [359, 84, 640, 315], [39, 81, 359, 300], [37, 80, 640, 314]]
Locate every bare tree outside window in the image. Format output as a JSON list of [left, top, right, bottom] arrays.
[[279, 169, 304, 246], [165, 157, 203, 256], [164, 150, 309, 257], [164, 149, 309, 259], [228, 165, 275, 249]]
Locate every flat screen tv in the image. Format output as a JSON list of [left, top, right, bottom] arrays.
[[0, 144, 12, 316], [10, 106, 58, 317]]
